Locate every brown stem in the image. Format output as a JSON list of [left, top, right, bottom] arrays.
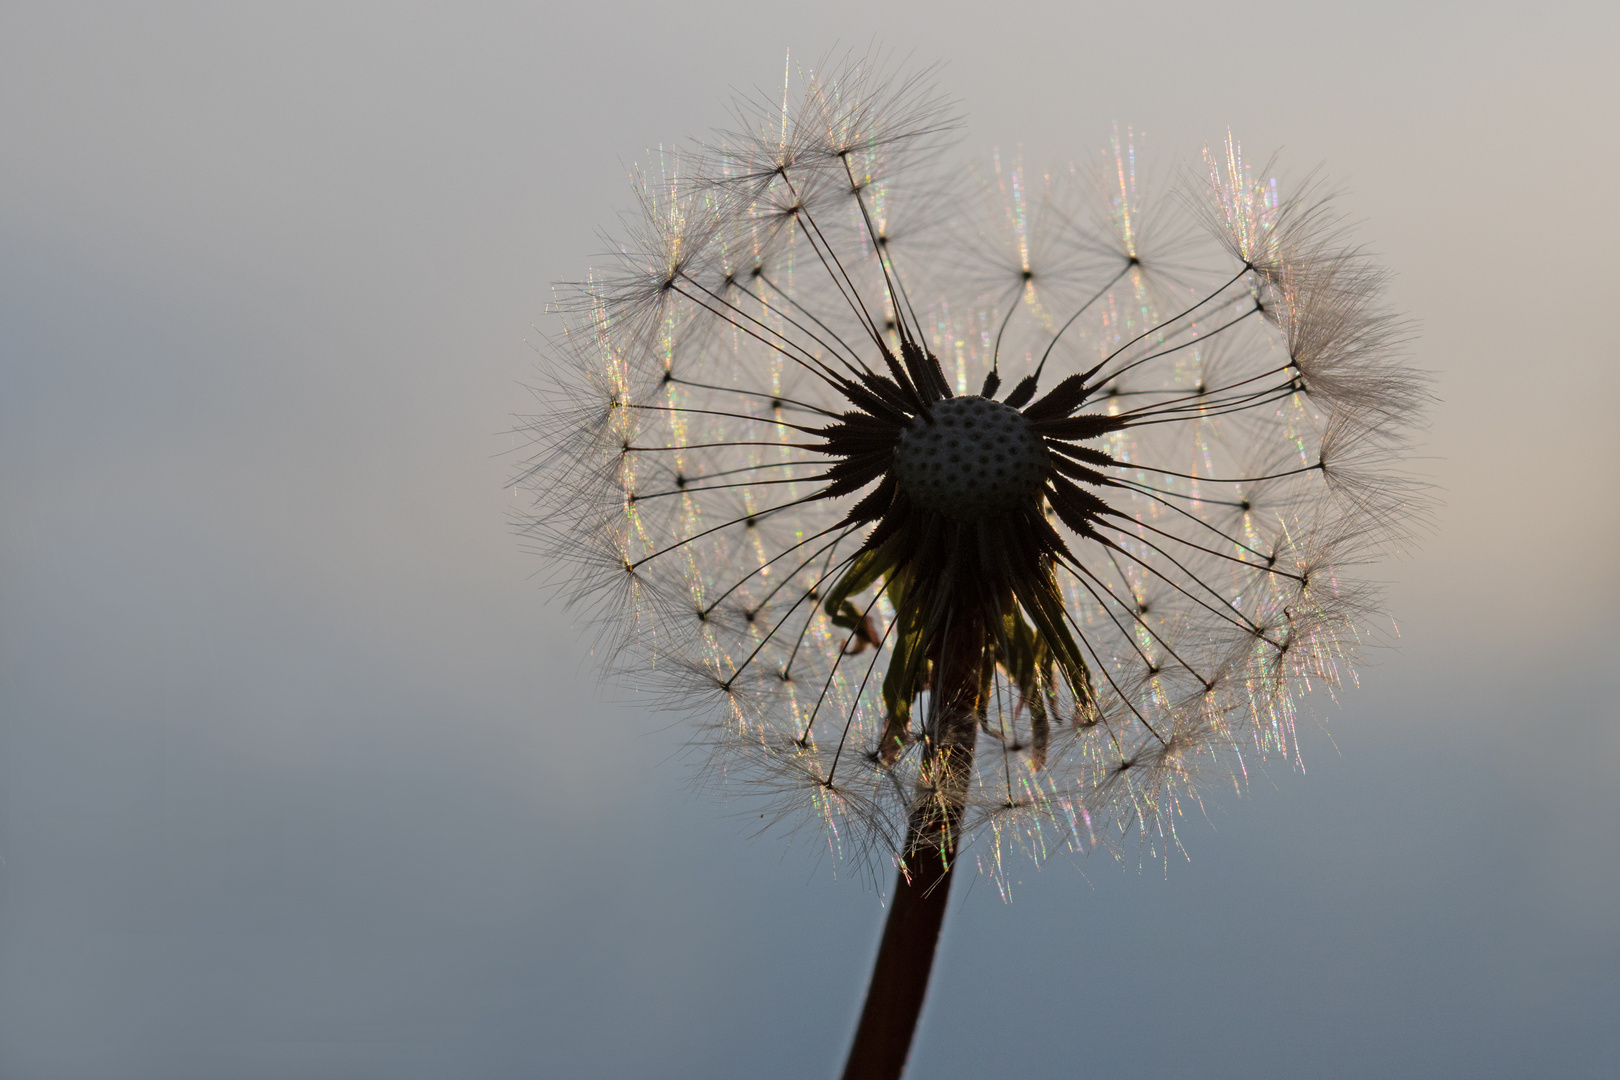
[[841, 608, 984, 1080], [840, 841, 957, 1080]]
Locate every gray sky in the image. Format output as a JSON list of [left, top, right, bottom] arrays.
[[1, 3, 1616, 1077]]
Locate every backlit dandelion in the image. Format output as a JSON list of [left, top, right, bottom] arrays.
[[524, 54, 1425, 1079]]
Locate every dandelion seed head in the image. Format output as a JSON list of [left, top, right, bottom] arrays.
[[523, 54, 1427, 883]]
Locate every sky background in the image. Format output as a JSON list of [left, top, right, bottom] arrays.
[[1, 3, 1616, 1077]]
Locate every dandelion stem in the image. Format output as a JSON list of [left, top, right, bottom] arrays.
[[842, 609, 982, 1080], [839, 839, 956, 1080]]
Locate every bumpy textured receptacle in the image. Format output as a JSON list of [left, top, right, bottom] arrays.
[[892, 396, 1047, 520]]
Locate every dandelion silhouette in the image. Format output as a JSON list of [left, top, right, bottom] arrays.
[[526, 54, 1424, 1080]]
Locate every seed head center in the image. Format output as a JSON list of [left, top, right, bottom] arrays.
[[893, 396, 1047, 520]]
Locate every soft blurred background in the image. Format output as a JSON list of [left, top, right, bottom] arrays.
[[1, 3, 1615, 1077]]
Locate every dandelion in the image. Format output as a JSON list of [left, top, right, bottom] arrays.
[[524, 54, 1425, 1079]]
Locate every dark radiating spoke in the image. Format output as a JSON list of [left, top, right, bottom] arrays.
[[1121, 370, 1295, 419], [671, 280, 853, 385], [1115, 459, 1322, 486], [1108, 478, 1274, 562], [746, 527, 864, 616], [1108, 513, 1303, 582], [1090, 535, 1268, 638], [988, 279, 1026, 375], [628, 495, 818, 570], [1066, 559, 1212, 688], [1063, 562, 1169, 672], [699, 523, 854, 617], [789, 213, 888, 352], [1052, 597, 1160, 746], [800, 578, 894, 746], [677, 459, 830, 485], [678, 270, 873, 384], [825, 612, 901, 784], [778, 169, 889, 350], [732, 276, 869, 371], [665, 376, 835, 417], [1099, 300, 1261, 386], [1078, 266, 1252, 386], [1109, 476, 1251, 509], [624, 402, 821, 435], [781, 540, 853, 681], [1121, 383, 1300, 426], [630, 472, 831, 503], [1033, 261, 1136, 379], [626, 440, 821, 452], [754, 272, 870, 370], [1114, 358, 1289, 421], [723, 542, 867, 689], [843, 157, 926, 347]]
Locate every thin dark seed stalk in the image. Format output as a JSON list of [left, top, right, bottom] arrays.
[[841, 610, 982, 1080]]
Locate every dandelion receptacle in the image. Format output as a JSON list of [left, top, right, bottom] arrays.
[[524, 54, 1425, 1080]]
